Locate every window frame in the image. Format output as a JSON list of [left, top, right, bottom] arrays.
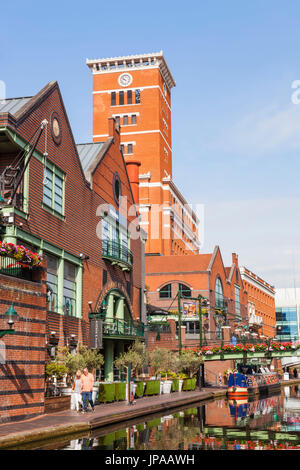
[[42, 160, 65, 218]]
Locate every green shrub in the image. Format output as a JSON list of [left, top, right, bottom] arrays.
[[182, 378, 197, 391], [184, 407, 197, 416], [115, 382, 126, 401], [115, 429, 127, 440], [98, 383, 116, 403], [136, 423, 145, 432], [171, 379, 179, 392], [146, 418, 161, 429], [135, 381, 144, 398], [144, 380, 160, 396]]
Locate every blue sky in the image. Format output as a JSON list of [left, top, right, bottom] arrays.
[[1, 0, 300, 288]]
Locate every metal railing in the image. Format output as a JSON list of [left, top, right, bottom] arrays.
[[102, 239, 133, 266], [102, 317, 144, 338], [0, 255, 35, 281]]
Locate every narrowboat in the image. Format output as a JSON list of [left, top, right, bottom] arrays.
[[227, 371, 280, 398]]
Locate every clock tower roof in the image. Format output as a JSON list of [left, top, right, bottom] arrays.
[[86, 51, 176, 90]]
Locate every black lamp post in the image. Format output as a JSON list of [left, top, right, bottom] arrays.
[[0, 303, 19, 339]]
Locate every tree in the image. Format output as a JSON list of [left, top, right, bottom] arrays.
[[61, 345, 104, 378], [150, 348, 179, 378], [114, 341, 149, 377], [177, 350, 203, 378]]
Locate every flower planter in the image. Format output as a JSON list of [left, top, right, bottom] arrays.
[[162, 380, 172, 394], [179, 379, 184, 392]]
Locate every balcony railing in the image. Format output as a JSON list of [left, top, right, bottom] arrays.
[[102, 239, 133, 268], [0, 255, 36, 282], [102, 317, 144, 338]]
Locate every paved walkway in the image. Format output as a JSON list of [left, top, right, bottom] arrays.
[[0, 387, 226, 449]]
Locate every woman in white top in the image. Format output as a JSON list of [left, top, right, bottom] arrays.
[[73, 370, 83, 413]]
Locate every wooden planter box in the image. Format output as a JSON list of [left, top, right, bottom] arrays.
[[44, 395, 71, 413]]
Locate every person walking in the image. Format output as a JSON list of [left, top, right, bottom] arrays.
[[81, 367, 95, 413], [73, 370, 83, 413]]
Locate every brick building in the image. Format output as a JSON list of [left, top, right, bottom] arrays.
[[0, 80, 146, 421], [87, 51, 200, 256], [240, 267, 276, 339], [0, 262, 47, 423], [145, 247, 248, 351]]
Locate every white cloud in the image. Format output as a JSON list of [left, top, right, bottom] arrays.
[[211, 102, 300, 156]]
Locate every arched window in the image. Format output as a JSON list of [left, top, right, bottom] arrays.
[[179, 283, 191, 298], [215, 277, 224, 309], [159, 284, 172, 299]]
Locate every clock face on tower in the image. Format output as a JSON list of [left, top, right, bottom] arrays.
[[118, 73, 133, 87]]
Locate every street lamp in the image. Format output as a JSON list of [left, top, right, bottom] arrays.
[[0, 303, 19, 339]]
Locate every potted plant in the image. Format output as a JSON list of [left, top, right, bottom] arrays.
[[177, 350, 203, 390], [60, 345, 104, 405], [114, 341, 149, 400], [149, 348, 178, 394]]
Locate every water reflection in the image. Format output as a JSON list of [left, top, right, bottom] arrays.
[[51, 386, 300, 451]]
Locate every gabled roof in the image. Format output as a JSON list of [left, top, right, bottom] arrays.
[[0, 97, 32, 115]]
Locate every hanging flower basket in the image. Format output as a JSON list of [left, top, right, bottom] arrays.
[[0, 241, 42, 267]]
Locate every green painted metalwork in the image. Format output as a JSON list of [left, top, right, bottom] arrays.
[[102, 317, 144, 339], [102, 239, 133, 268]]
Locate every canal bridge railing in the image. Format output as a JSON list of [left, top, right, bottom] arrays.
[[194, 342, 300, 362]]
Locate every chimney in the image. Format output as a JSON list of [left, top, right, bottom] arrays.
[[232, 253, 238, 266], [125, 157, 141, 205]]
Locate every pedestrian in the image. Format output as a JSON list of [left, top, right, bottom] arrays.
[[81, 367, 95, 413], [72, 370, 83, 413], [218, 372, 222, 387], [293, 368, 298, 379]]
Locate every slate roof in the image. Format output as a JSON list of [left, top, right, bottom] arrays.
[[0, 97, 32, 115]]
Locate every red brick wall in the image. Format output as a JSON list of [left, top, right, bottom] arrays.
[[1, 82, 143, 346], [0, 265, 47, 423]]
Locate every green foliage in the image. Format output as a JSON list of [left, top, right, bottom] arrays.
[[60, 345, 104, 376], [150, 348, 179, 377], [177, 350, 203, 378], [144, 380, 160, 396], [98, 383, 116, 403], [45, 361, 68, 379], [146, 418, 161, 429], [114, 341, 149, 377]]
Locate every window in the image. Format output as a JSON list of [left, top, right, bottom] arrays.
[[135, 89, 141, 104], [43, 163, 64, 216], [127, 90, 132, 104], [102, 215, 131, 265], [46, 254, 58, 312], [127, 143, 133, 154], [115, 116, 120, 127], [111, 92, 116, 106], [179, 283, 191, 298], [215, 277, 224, 309], [159, 284, 172, 299], [123, 115, 128, 125], [64, 261, 77, 316], [131, 114, 136, 125], [235, 285, 241, 320], [119, 91, 124, 105]]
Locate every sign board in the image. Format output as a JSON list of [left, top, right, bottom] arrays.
[[183, 302, 197, 317], [90, 319, 103, 349]]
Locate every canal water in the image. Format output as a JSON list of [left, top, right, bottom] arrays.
[[20, 385, 300, 450]]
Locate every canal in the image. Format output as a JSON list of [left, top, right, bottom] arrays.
[[14, 385, 300, 450]]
